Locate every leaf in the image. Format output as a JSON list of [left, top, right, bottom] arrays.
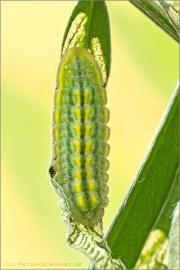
[[135, 229, 169, 269], [159, 0, 180, 36], [60, 0, 111, 86], [51, 180, 124, 270], [130, 0, 179, 43], [168, 202, 180, 269], [134, 170, 179, 269], [105, 83, 179, 269]]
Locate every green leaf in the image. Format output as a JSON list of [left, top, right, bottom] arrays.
[[135, 229, 169, 269], [61, 0, 111, 86], [106, 83, 179, 269], [159, 0, 180, 36], [134, 171, 179, 269], [168, 201, 180, 269], [130, 0, 179, 43]]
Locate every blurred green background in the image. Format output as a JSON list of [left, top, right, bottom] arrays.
[[1, 1, 178, 269]]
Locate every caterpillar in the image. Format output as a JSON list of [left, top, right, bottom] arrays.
[[49, 47, 110, 227]]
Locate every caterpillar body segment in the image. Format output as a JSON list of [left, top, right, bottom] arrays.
[[49, 47, 110, 227]]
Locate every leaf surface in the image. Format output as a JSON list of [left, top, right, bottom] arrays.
[[130, 0, 179, 42], [61, 0, 111, 86], [106, 84, 179, 269], [168, 202, 180, 269]]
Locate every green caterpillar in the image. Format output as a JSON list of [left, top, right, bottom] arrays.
[[49, 47, 110, 227]]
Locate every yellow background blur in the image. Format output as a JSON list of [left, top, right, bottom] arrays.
[[1, 1, 178, 269]]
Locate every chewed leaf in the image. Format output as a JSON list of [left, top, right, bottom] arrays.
[[51, 178, 125, 270], [135, 229, 168, 269], [62, 12, 88, 55], [61, 1, 111, 86], [159, 0, 180, 35], [90, 37, 107, 84]]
